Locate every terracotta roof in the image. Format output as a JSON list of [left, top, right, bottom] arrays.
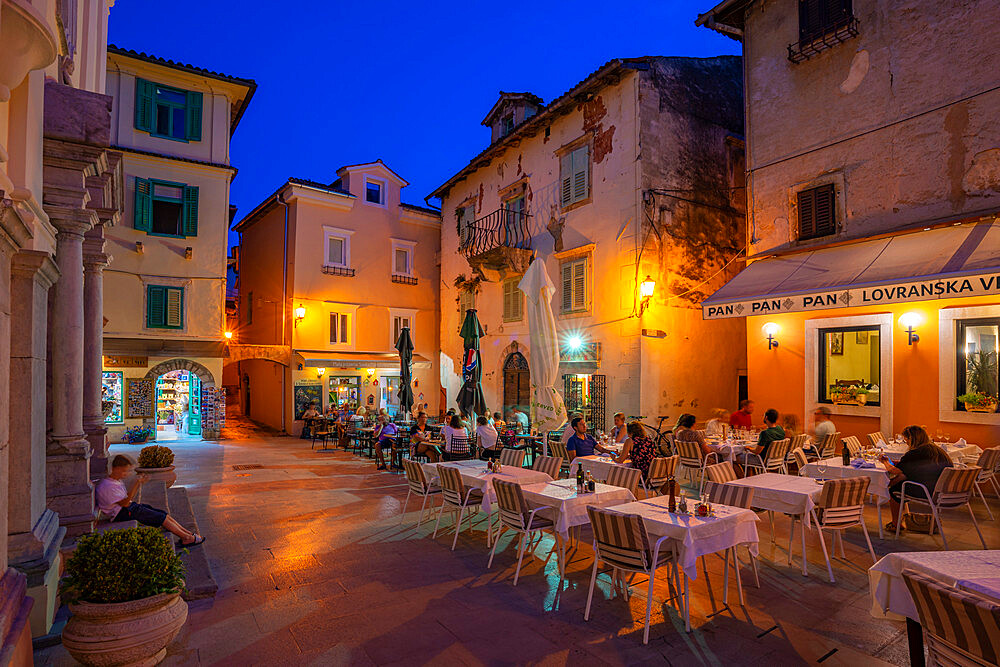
[[107, 45, 257, 134], [400, 202, 442, 216]]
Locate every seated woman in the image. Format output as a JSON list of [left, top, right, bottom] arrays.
[[373, 414, 398, 471], [300, 402, 320, 438], [880, 425, 952, 532], [614, 421, 657, 480], [442, 414, 472, 461], [704, 408, 729, 439], [96, 455, 204, 546], [608, 412, 629, 445], [410, 411, 440, 463], [674, 413, 713, 457], [477, 415, 501, 460]]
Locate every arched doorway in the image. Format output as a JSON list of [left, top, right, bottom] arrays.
[[142, 359, 220, 441], [502, 352, 530, 418]]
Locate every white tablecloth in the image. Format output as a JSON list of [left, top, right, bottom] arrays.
[[882, 442, 982, 463], [421, 460, 552, 509], [727, 473, 823, 525], [706, 440, 744, 462], [606, 495, 759, 580], [800, 458, 891, 504], [574, 454, 629, 481], [520, 478, 635, 537], [869, 550, 1000, 620]]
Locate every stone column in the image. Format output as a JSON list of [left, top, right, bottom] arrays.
[[45, 208, 96, 541], [83, 229, 110, 477], [8, 250, 64, 638]]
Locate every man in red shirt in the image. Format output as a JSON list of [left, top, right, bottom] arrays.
[[729, 399, 755, 429]]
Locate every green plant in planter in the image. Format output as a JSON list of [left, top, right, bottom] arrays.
[[61, 527, 184, 604], [967, 350, 999, 397], [958, 392, 997, 408], [138, 445, 174, 468]]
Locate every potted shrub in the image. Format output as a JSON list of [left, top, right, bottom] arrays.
[[137, 445, 176, 488], [123, 425, 154, 444], [61, 527, 187, 666], [830, 385, 868, 406], [958, 392, 999, 413]]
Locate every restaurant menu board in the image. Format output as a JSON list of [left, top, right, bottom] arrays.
[[294, 384, 322, 419], [201, 387, 226, 433], [125, 378, 154, 419]]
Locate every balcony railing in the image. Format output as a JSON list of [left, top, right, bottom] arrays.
[[322, 265, 355, 277], [459, 207, 532, 259], [788, 16, 859, 63], [391, 274, 418, 285]]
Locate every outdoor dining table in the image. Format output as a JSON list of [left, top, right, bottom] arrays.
[[605, 495, 760, 631], [419, 460, 553, 545], [869, 550, 1000, 667], [726, 473, 823, 576], [799, 457, 891, 537], [573, 453, 628, 481], [882, 441, 982, 463]]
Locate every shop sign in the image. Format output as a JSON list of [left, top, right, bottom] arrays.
[[559, 342, 601, 363], [104, 355, 148, 368], [702, 271, 1000, 320]]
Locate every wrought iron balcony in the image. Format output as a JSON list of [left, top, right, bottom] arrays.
[[322, 265, 355, 277], [459, 207, 532, 259]]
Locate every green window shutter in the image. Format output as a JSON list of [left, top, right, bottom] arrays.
[[572, 145, 589, 202], [134, 178, 151, 231], [147, 286, 166, 327], [561, 262, 573, 312], [182, 185, 199, 236], [134, 78, 154, 132], [560, 153, 573, 207], [185, 90, 203, 141], [165, 288, 184, 328]]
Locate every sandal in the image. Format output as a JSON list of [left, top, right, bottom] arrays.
[[884, 521, 904, 533], [181, 535, 206, 547]]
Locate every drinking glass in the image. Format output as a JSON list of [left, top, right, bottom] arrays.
[[816, 460, 827, 477]]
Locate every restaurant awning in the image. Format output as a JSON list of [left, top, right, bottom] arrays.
[[294, 351, 432, 370], [703, 221, 1000, 319]]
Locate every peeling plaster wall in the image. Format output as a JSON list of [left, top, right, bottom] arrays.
[[744, 0, 1000, 253]]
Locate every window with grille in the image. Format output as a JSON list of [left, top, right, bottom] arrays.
[[799, 0, 853, 43], [797, 184, 836, 240], [329, 312, 350, 344], [560, 144, 590, 208], [503, 278, 523, 322], [560, 257, 588, 313], [147, 285, 184, 329]]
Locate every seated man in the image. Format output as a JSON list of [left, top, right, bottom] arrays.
[[729, 399, 754, 430], [510, 407, 529, 433], [736, 408, 784, 474], [373, 414, 398, 471], [410, 411, 440, 463], [565, 417, 613, 461], [477, 415, 500, 460], [96, 455, 204, 546]]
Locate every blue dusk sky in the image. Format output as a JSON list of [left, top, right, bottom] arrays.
[[107, 1, 739, 248]]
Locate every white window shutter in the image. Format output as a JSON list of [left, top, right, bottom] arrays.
[[560, 153, 573, 207], [572, 259, 586, 310], [572, 145, 589, 202], [561, 262, 573, 312]]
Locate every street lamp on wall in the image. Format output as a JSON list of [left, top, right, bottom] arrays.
[[294, 305, 306, 327], [638, 275, 655, 315], [762, 322, 780, 350], [316, 367, 326, 378], [899, 312, 921, 345]]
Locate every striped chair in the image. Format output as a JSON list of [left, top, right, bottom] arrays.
[[400, 459, 440, 527], [499, 448, 526, 468], [675, 439, 719, 492], [895, 466, 987, 550], [432, 465, 485, 550], [605, 466, 642, 499], [786, 434, 809, 469], [705, 461, 739, 485], [644, 456, 679, 496], [971, 448, 1000, 521], [487, 479, 558, 585], [584, 506, 679, 643], [802, 477, 877, 583], [445, 435, 473, 461], [817, 431, 840, 460], [704, 481, 759, 595], [866, 432, 886, 447], [842, 435, 863, 458], [902, 568, 1000, 667], [790, 447, 810, 473], [744, 438, 791, 476], [549, 440, 571, 478], [531, 455, 562, 480]]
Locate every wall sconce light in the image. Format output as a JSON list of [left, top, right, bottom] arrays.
[[762, 322, 780, 350], [294, 305, 306, 326], [899, 312, 922, 345], [316, 367, 326, 378], [567, 335, 583, 351], [223, 331, 233, 340], [638, 275, 656, 315], [184, 247, 193, 260], [365, 368, 376, 378], [135, 241, 144, 254]]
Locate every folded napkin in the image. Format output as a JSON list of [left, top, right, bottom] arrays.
[[957, 438, 968, 447], [850, 458, 876, 469]]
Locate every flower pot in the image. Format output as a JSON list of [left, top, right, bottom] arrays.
[[136, 466, 176, 488], [964, 400, 998, 413], [63, 592, 187, 667]]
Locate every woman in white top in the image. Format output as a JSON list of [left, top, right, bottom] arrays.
[[608, 412, 629, 444], [442, 414, 473, 461], [705, 408, 729, 438], [476, 415, 500, 460]]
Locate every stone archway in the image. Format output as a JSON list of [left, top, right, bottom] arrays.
[[142, 358, 219, 439]]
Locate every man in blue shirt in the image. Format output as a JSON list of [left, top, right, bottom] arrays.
[[566, 417, 613, 460]]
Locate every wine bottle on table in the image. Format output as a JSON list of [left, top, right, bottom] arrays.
[[577, 463, 584, 492], [667, 476, 677, 513], [842, 443, 851, 466]]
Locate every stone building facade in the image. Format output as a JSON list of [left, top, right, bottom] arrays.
[[698, 0, 1000, 442], [431, 56, 746, 431], [1, 0, 124, 655]]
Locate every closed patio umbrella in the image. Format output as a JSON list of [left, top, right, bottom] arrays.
[[457, 309, 487, 420], [395, 326, 414, 418], [519, 258, 566, 445]]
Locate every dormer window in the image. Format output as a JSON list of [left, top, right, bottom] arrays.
[[364, 177, 386, 207]]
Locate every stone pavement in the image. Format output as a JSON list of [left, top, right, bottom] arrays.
[[35, 430, 1000, 666]]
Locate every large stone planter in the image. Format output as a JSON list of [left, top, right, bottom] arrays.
[[63, 592, 187, 666], [135, 466, 176, 488]]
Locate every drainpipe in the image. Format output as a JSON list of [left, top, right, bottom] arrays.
[[277, 191, 290, 433]]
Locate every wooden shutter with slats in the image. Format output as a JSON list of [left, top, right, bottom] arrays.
[[330, 313, 338, 343], [182, 185, 199, 236], [572, 259, 586, 310], [135, 78, 154, 132], [134, 178, 151, 231], [165, 288, 183, 328], [572, 145, 589, 202], [340, 314, 349, 343], [797, 184, 836, 240], [561, 262, 573, 312], [147, 286, 165, 327], [560, 152, 573, 207], [185, 90, 203, 141]]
